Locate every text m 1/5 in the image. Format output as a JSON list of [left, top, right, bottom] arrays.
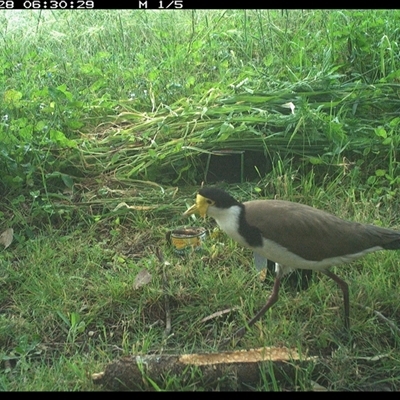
[[158, 1, 183, 8]]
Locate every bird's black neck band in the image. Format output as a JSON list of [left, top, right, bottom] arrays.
[[238, 204, 263, 248]]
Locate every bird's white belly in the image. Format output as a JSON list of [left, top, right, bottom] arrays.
[[254, 238, 382, 274]]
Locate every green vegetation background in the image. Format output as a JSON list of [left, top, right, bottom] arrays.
[[0, 10, 399, 390]]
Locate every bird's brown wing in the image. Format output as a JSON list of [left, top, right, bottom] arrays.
[[243, 200, 400, 261]]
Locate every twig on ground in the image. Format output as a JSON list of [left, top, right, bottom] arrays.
[[200, 307, 239, 323], [360, 304, 400, 335], [155, 248, 172, 338]]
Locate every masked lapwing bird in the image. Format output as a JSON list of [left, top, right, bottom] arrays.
[[183, 186, 400, 343]]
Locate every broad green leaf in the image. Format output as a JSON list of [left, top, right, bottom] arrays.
[[374, 127, 387, 138], [49, 129, 77, 148], [375, 169, 386, 177], [308, 157, 323, 165], [186, 76, 196, 88], [35, 121, 47, 131], [4, 89, 22, 105], [61, 174, 74, 189]]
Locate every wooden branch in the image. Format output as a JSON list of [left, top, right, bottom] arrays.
[[92, 347, 317, 390]]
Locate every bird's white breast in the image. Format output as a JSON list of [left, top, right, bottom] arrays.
[[208, 205, 249, 247]]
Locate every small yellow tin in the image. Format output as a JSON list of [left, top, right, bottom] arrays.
[[167, 227, 206, 254]]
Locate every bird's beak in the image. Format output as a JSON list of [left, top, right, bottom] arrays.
[[183, 194, 209, 218]]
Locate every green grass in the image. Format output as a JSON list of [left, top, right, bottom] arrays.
[[1, 9, 400, 391], [1, 179, 400, 390], [1, 10, 400, 191]]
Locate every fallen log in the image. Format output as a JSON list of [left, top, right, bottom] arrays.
[[92, 347, 317, 390]]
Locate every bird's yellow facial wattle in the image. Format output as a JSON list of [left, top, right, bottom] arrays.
[[183, 194, 213, 218]]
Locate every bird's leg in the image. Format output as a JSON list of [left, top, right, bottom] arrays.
[[220, 276, 282, 348], [322, 270, 350, 330]]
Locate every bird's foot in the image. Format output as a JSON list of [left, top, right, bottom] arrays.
[[219, 325, 248, 349]]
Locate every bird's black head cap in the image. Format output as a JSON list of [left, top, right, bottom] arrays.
[[198, 187, 240, 209]]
